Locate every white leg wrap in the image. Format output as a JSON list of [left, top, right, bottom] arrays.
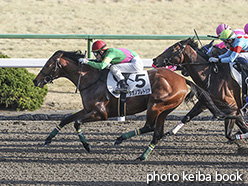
[[236, 132, 248, 140], [169, 121, 184, 135]]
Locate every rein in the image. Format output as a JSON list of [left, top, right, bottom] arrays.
[[58, 57, 102, 92], [78, 70, 102, 92], [41, 55, 101, 92], [163, 42, 219, 89]]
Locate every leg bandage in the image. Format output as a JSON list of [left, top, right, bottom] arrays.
[[236, 132, 248, 140], [169, 121, 184, 135]]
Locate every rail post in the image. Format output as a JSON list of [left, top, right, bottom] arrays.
[[87, 38, 93, 58]]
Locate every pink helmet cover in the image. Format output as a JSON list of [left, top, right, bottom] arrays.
[[216, 24, 231, 37], [244, 23, 248, 35]]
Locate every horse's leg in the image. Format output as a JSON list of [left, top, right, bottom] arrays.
[[138, 110, 170, 160], [114, 122, 154, 145], [74, 120, 91, 152], [114, 105, 158, 145], [235, 116, 248, 133], [44, 109, 97, 146], [233, 116, 248, 140], [168, 101, 205, 135], [224, 118, 235, 141]]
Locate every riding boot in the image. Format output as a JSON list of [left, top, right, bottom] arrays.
[[118, 80, 128, 93]]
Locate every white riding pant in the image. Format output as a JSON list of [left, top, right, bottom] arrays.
[[238, 53, 248, 60], [109, 55, 144, 82]]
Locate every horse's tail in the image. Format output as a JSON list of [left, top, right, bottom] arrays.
[[185, 79, 225, 119]]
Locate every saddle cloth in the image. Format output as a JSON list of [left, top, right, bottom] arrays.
[[107, 71, 152, 98], [229, 62, 242, 88]]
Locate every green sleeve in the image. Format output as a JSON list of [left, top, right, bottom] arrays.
[[87, 61, 109, 70]]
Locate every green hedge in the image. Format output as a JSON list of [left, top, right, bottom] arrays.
[[0, 53, 48, 111]]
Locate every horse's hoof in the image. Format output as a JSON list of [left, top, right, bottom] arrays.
[[43, 136, 52, 146], [83, 143, 91, 153], [136, 156, 145, 161], [114, 137, 123, 146], [235, 130, 243, 135]]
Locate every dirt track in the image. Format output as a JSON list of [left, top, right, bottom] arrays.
[[0, 118, 248, 186]]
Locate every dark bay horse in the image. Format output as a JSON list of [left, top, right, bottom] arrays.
[[153, 38, 248, 141], [33, 50, 223, 160]]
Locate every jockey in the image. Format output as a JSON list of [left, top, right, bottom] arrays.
[[79, 40, 144, 93], [215, 24, 245, 49], [209, 29, 248, 103]]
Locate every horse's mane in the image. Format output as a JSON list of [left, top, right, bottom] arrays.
[[56, 50, 86, 62], [183, 38, 209, 60]]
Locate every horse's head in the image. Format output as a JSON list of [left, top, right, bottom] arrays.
[[33, 50, 85, 88], [153, 38, 192, 68], [33, 51, 64, 88]]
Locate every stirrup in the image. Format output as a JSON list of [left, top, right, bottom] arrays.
[[114, 87, 129, 94], [245, 77, 248, 85]]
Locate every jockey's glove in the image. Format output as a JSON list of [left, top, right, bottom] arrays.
[[209, 57, 220, 63], [78, 58, 88, 64]]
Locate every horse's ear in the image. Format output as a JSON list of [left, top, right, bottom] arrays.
[[184, 37, 192, 45], [54, 50, 64, 58], [58, 53, 63, 58]]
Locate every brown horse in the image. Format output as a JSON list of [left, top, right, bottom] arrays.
[[33, 50, 223, 160], [153, 38, 248, 141]]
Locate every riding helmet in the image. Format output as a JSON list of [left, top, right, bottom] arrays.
[[219, 29, 236, 40], [216, 24, 231, 37], [92, 40, 108, 52]]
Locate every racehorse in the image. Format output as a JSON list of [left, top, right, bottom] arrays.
[[153, 37, 248, 141], [33, 50, 223, 160]]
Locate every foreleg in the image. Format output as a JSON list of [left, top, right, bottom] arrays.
[[138, 110, 169, 160], [224, 118, 235, 141], [44, 109, 99, 146], [74, 120, 91, 152]]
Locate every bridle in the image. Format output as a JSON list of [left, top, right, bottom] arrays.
[[39, 54, 102, 92], [161, 41, 218, 89], [40, 57, 62, 84], [162, 42, 186, 67], [40, 54, 81, 84]]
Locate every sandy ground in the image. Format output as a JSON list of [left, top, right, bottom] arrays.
[[0, 119, 248, 185]]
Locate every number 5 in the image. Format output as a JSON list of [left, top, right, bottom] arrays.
[[135, 74, 145, 88]]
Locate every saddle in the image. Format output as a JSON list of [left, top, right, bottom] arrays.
[[107, 71, 152, 98], [107, 70, 152, 118]]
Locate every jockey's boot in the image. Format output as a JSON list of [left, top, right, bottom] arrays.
[[118, 80, 129, 93]]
